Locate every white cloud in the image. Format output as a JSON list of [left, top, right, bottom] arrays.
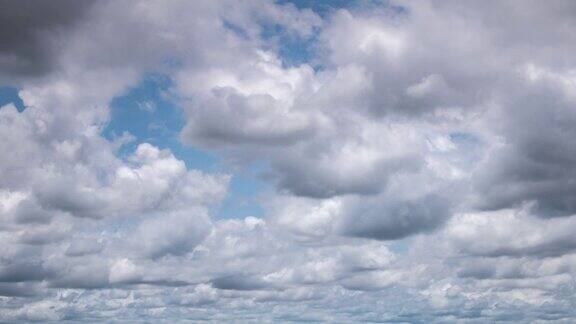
[[2, 0, 576, 322]]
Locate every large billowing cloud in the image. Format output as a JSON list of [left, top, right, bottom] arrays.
[[1, 0, 576, 322]]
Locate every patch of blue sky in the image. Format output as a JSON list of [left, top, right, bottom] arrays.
[[104, 73, 218, 171], [388, 239, 410, 254], [277, 0, 354, 18], [0, 86, 25, 111], [449, 131, 480, 145], [260, 20, 319, 68], [280, 0, 409, 21], [104, 73, 267, 219], [222, 15, 320, 69], [216, 162, 270, 219]]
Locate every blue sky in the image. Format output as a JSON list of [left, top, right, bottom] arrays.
[[0, 87, 24, 111]]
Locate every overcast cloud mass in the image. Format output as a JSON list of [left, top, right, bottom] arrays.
[[1, 0, 576, 322]]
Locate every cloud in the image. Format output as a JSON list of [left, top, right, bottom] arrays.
[[472, 71, 576, 217], [2, 0, 576, 322], [131, 209, 212, 259], [0, 0, 97, 82], [337, 194, 450, 240]]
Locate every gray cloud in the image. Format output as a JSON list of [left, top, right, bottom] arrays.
[[0, 261, 55, 283], [473, 79, 576, 217], [0, 282, 42, 297], [338, 194, 450, 240], [211, 275, 271, 291], [0, 0, 96, 82]]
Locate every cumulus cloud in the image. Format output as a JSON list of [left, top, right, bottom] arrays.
[[2, 0, 576, 322]]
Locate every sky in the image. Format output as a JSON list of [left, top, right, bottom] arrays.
[[1, 0, 576, 322]]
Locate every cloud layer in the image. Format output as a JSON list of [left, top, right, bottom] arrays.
[[1, 0, 576, 322]]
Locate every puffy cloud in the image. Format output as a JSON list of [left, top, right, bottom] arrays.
[[131, 209, 212, 259], [443, 209, 576, 259], [2, 0, 576, 322]]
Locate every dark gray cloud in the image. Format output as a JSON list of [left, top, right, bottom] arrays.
[[0, 0, 97, 81], [0, 261, 55, 283], [211, 275, 271, 291], [0, 282, 42, 297], [273, 152, 421, 199], [339, 194, 450, 240], [473, 79, 576, 217]]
